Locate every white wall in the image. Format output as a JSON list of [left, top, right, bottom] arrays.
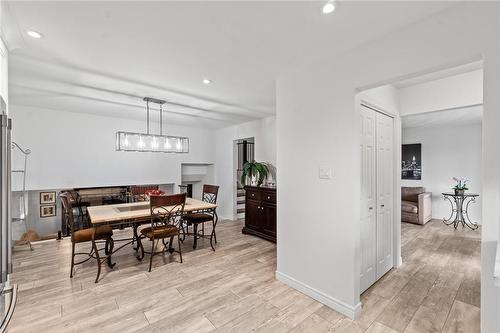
[[0, 37, 7, 106], [276, 3, 500, 329], [0, 2, 7, 105], [360, 84, 400, 112], [10, 105, 215, 191], [181, 163, 215, 201], [402, 122, 482, 224], [215, 116, 276, 220], [399, 70, 483, 116]]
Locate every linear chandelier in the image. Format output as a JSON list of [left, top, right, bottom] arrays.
[[115, 97, 189, 153]]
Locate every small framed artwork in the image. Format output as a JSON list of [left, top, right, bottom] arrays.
[[40, 205, 56, 218], [40, 191, 56, 205], [402, 144, 422, 180]]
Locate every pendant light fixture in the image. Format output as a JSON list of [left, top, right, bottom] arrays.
[[115, 97, 189, 153]]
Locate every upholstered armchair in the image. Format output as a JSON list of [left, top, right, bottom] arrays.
[[401, 187, 432, 225]]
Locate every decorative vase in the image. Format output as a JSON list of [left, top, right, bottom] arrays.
[[455, 189, 465, 196]]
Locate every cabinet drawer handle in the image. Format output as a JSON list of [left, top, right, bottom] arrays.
[[251, 193, 255, 197], [261, 207, 264, 210], [267, 196, 271, 200], [381, 204, 385, 207], [369, 207, 373, 210]]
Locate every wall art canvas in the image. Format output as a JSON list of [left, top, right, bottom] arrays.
[[402, 144, 422, 180]]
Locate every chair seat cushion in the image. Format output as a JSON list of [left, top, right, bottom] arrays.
[[73, 226, 113, 243], [141, 225, 179, 239], [183, 213, 213, 223], [402, 200, 418, 214]]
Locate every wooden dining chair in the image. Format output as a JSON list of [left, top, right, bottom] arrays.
[[60, 192, 114, 283], [130, 185, 159, 202], [67, 190, 90, 225], [136, 193, 186, 272], [183, 185, 219, 250]]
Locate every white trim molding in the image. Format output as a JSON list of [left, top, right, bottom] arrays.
[[276, 270, 362, 319]]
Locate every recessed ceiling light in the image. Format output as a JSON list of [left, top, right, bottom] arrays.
[[26, 30, 42, 39], [203, 78, 212, 85], [322, 1, 336, 14]]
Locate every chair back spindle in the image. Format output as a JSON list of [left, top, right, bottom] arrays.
[[150, 193, 186, 230], [60, 192, 76, 240], [202, 185, 219, 205]]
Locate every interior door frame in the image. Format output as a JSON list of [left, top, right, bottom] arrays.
[[358, 97, 402, 287]]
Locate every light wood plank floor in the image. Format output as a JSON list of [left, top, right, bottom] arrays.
[[8, 219, 480, 332]]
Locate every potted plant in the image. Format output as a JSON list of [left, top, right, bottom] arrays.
[[452, 177, 469, 195], [241, 161, 269, 187]]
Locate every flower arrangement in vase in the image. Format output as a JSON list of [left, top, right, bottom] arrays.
[[452, 177, 469, 195]]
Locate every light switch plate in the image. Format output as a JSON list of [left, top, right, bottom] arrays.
[[319, 166, 333, 179]]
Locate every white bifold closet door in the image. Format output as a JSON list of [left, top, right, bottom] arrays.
[[360, 105, 394, 293]]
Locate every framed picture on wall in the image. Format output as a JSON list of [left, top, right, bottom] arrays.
[[40, 205, 56, 218], [40, 191, 56, 204], [402, 144, 422, 180]]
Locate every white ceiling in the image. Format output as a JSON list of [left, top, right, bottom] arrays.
[[4, 1, 455, 128], [402, 105, 483, 129]]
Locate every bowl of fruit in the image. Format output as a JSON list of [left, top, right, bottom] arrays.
[[144, 189, 165, 199]]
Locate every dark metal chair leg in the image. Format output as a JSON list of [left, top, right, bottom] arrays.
[[181, 221, 187, 242], [214, 211, 218, 244], [210, 220, 216, 251], [192, 223, 198, 249], [136, 235, 145, 261], [168, 236, 175, 254], [162, 238, 168, 249], [106, 238, 115, 268], [93, 239, 101, 283], [177, 234, 183, 263], [70, 242, 75, 278], [148, 239, 156, 272], [132, 224, 139, 251]]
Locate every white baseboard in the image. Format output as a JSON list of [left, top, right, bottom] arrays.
[[275, 271, 362, 319]]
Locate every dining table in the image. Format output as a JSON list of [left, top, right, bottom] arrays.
[[86, 197, 218, 281]]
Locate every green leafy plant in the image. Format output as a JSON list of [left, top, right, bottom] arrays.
[[241, 161, 269, 187]]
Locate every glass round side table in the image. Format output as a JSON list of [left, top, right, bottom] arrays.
[[442, 192, 479, 230]]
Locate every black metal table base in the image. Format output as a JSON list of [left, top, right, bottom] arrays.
[[90, 208, 218, 281], [442, 193, 479, 230], [181, 227, 217, 250], [100, 222, 183, 269]]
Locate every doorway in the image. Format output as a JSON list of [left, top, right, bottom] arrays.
[[233, 138, 254, 220], [357, 63, 483, 333]]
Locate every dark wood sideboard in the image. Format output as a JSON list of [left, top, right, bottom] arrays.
[[242, 185, 276, 243]]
